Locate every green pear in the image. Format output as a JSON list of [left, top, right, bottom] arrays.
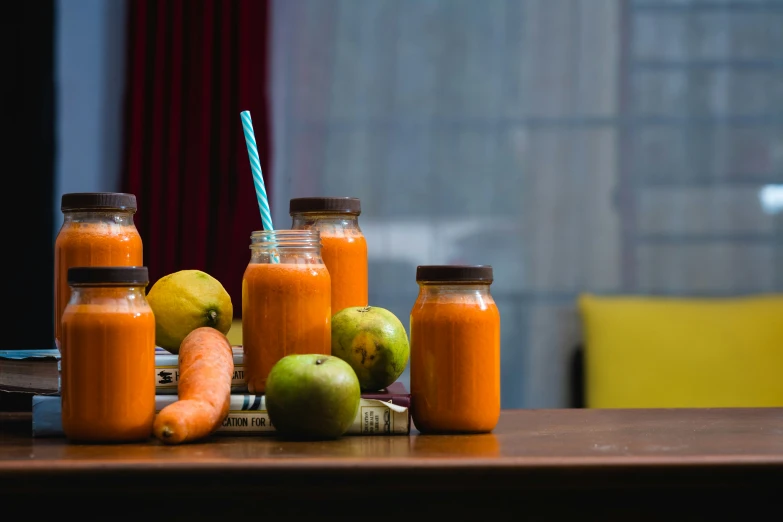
[[265, 354, 361, 440], [331, 306, 410, 391]]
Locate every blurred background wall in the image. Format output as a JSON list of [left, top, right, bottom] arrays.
[[55, 0, 127, 227], [29, 0, 783, 408], [269, 0, 783, 407]]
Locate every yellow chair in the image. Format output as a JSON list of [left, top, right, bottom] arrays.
[[577, 293, 783, 408]]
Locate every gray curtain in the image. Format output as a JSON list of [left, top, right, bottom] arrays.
[[270, 0, 783, 408]]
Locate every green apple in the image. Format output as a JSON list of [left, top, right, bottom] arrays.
[[265, 354, 361, 440]]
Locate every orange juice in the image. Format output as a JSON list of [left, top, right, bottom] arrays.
[[290, 197, 367, 315], [242, 230, 331, 394], [55, 193, 142, 351], [60, 266, 155, 443], [319, 231, 368, 313], [410, 265, 500, 433]]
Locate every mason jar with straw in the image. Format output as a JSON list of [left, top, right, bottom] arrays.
[[239, 110, 332, 394]]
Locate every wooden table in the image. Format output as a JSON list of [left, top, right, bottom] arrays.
[[2, 408, 783, 520]]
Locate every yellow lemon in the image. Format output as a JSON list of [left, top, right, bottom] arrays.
[[146, 269, 233, 353]]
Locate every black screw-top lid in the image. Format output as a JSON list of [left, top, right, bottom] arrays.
[[289, 197, 361, 215], [67, 266, 149, 285], [416, 265, 494, 283], [61, 192, 137, 212]]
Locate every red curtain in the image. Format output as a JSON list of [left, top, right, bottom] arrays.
[[121, 0, 271, 317]]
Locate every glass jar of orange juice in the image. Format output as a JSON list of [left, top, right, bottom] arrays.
[[55, 193, 143, 351], [61, 266, 156, 443], [410, 265, 501, 433], [242, 230, 331, 393], [290, 197, 367, 316]]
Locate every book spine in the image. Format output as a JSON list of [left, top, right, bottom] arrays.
[[154, 360, 247, 394], [53, 360, 248, 395], [32, 395, 411, 437], [212, 396, 411, 435], [351, 396, 410, 435], [30, 350, 248, 395]]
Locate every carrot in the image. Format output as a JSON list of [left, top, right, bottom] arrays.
[[152, 327, 234, 444]]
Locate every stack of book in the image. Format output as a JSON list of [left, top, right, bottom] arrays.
[[0, 347, 411, 437]]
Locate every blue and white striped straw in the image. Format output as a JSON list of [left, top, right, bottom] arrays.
[[240, 110, 274, 232], [241, 110, 279, 263]]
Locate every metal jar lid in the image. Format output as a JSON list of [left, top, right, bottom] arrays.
[[416, 265, 494, 283], [67, 266, 149, 285], [289, 197, 361, 215], [61, 192, 137, 212]]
